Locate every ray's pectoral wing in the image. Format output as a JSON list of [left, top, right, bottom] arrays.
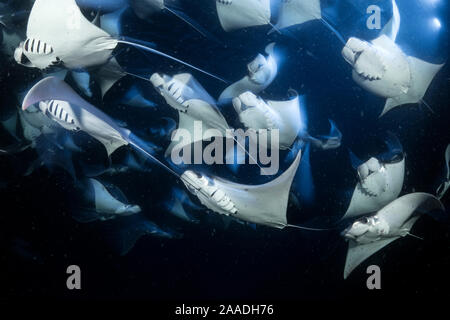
[[214, 151, 302, 228], [275, 0, 321, 30], [71, 106, 130, 157], [445, 145, 450, 180], [406, 57, 444, 102], [95, 132, 129, 157], [28, 0, 107, 41], [382, 57, 444, 116], [175, 74, 217, 106], [91, 179, 125, 213], [219, 46, 276, 102], [26, 0, 117, 69], [344, 237, 399, 279], [379, 0, 400, 42], [266, 96, 301, 148], [344, 192, 445, 278], [219, 76, 263, 102], [165, 111, 197, 157], [377, 192, 445, 228], [165, 99, 230, 157], [216, 0, 271, 32], [90, 178, 140, 215], [22, 77, 130, 157], [23, 77, 82, 111], [438, 145, 450, 198], [343, 159, 405, 219], [401, 216, 420, 235], [93, 57, 126, 97]]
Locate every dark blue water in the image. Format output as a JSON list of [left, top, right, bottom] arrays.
[[0, 0, 449, 304]]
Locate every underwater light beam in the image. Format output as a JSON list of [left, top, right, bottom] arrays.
[[431, 18, 442, 30]]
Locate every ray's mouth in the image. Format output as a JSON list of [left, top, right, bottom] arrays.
[[14, 46, 31, 66], [248, 54, 267, 75], [341, 39, 369, 72], [232, 97, 253, 113], [353, 51, 362, 64], [342, 45, 356, 66], [356, 162, 387, 198], [18, 52, 31, 65]]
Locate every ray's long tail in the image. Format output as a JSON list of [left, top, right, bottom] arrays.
[[127, 133, 181, 179], [117, 37, 228, 84], [287, 224, 335, 231], [165, 7, 207, 38], [319, 17, 346, 45]]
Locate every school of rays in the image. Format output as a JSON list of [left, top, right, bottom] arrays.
[[0, 0, 448, 278]]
